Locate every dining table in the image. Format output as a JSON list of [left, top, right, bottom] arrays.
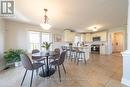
[[32, 51, 56, 77]]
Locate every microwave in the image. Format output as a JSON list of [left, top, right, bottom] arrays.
[[93, 37, 101, 41]]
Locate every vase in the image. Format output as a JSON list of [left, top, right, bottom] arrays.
[[15, 61, 21, 67]]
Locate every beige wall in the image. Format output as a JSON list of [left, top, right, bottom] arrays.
[[5, 20, 65, 51], [107, 26, 127, 54], [0, 18, 5, 70]]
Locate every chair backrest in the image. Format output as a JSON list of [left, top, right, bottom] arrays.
[[58, 51, 66, 65], [54, 48, 60, 55], [74, 47, 80, 52], [20, 54, 33, 70], [32, 49, 40, 54], [61, 46, 67, 51]]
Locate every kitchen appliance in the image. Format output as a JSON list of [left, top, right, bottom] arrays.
[[91, 45, 100, 54], [93, 37, 101, 41]]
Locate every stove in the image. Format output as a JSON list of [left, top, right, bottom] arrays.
[[91, 45, 100, 54]]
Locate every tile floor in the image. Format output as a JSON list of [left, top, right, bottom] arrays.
[[0, 54, 128, 87]]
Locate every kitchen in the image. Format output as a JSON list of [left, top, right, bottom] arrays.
[[63, 29, 108, 55]]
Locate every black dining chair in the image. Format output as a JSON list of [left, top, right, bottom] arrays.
[[50, 51, 66, 82], [32, 49, 40, 54], [32, 49, 45, 62], [20, 53, 44, 87], [49, 48, 61, 61]]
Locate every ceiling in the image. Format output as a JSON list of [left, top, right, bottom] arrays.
[[5, 0, 128, 32]]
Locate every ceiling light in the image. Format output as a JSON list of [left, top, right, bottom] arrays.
[[40, 9, 52, 30], [93, 27, 98, 31], [87, 25, 101, 32]]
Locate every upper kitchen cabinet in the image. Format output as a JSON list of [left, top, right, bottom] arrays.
[[99, 31, 107, 41], [71, 31, 76, 41], [81, 34, 86, 42], [64, 29, 76, 42], [86, 33, 92, 42], [91, 31, 107, 41]]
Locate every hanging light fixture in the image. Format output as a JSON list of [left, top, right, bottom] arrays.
[[40, 9, 51, 30]]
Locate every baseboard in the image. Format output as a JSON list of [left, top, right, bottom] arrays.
[[122, 78, 130, 86]]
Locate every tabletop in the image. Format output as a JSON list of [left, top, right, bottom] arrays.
[[32, 51, 56, 57]]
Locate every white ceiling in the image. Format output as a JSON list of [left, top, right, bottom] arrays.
[[5, 0, 128, 32]]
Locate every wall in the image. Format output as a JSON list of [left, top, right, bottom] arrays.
[[5, 20, 65, 52], [107, 26, 127, 54], [121, 0, 130, 86], [0, 18, 5, 70]]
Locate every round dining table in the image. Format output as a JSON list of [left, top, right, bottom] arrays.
[[32, 51, 56, 77]]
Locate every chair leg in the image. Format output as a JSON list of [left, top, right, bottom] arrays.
[[77, 53, 79, 64], [55, 66, 57, 70], [74, 52, 77, 62], [42, 66, 44, 73], [21, 70, 28, 86], [36, 69, 39, 75], [30, 70, 34, 87], [62, 64, 66, 74], [69, 51, 71, 59], [84, 53, 86, 64], [70, 52, 73, 61], [57, 65, 61, 82]]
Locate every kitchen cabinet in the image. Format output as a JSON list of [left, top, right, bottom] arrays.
[[81, 34, 86, 42], [71, 32, 76, 41], [91, 31, 107, 41], [86, 34, 92, 42], [64, 29, 75, 42], [100, 45, 106, 54], [100, 32, 107, 41]]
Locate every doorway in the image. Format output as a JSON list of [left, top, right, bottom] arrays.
[[112, 32, 123, 53]]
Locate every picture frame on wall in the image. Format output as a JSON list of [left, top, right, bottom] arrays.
[[54, 34, 62, 42]]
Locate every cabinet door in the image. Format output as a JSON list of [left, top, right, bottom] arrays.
[[71, 32, 76, 41], [100, 32, 107, 41], [64, 30, 70, 41], [81, 34, 86, 42], [64, 30, 76, 42], [86, 34, 92, 42], [100, 45, 106, 54]]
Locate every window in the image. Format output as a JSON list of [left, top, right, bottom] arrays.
[[29, 31, 40, 51], [74, 35, 81, 46], [42, 33, 50, 42], [28, 31, 51, 52]]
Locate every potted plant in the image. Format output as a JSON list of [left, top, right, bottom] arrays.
[[41, 42, 52, 52], [4, 49, 25, 67]]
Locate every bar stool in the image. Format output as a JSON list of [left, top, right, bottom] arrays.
[[69, 47, 77, 61], [75, 47, 86, 64]]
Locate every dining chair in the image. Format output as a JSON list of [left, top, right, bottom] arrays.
[[54, 48, 61, 59], [50, 51, 66, 82], [49, 48, 60, 62], [61, 46, 67, 51], [20, 53, 44, 87], [32, 49, 46, 62], [32, 49, 40, 54], [61, 46, 69, 59]]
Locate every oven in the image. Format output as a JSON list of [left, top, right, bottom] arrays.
[[91, 45, 100, 54]]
